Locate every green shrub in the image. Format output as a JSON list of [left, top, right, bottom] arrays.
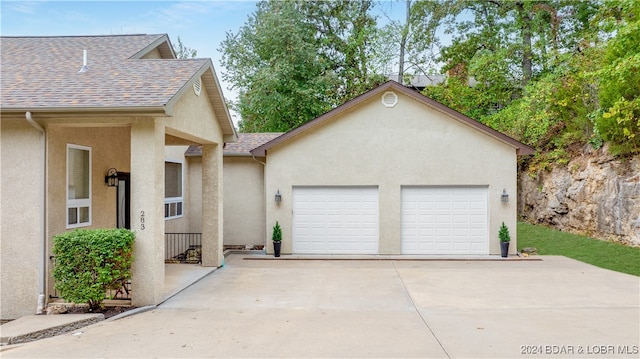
[[52, 228, 135, 310], [499, 222, 511, 243], [272, 221, 282, 243]]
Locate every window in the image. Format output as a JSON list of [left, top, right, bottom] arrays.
[[67, 144, 91, 228], [165, 161, 183, 219]]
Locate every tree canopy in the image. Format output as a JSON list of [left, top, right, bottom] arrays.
[[219, 0, 639, 158], [220, 0, 384, 132]]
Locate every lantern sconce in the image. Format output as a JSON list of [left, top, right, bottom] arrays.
[[275, 189, 282, 204], [105, 168, 118, 187], [501, 188, 509, 203]]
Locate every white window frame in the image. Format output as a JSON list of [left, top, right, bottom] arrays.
[[164, 161, 184, 220], [66, 144, 92, 228]]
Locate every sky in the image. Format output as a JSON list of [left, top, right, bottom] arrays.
[[1, 0, 406, 123]]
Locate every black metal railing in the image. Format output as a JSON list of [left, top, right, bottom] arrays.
[[49, 256, 131, 300], [165, 233, 202, 264]]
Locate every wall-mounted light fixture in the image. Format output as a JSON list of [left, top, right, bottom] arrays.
[[501, 188, 509, 203], [275, 190, 282, 204], [105, 168, 118, 187]]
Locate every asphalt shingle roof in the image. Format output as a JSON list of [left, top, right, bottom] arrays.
[[186, 133, 284, 157], [1, 34, 207, 110], [224, 133, 284, 155]]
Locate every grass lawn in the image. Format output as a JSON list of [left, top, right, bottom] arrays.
[[517, 222, 640, 276]]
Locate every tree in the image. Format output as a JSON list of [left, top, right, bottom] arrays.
[[374, 0, 446, 85], [592, 0, 640, 154], [220, 0, 383, 132], [173, 36, 197, 59], [301, 0, 385, 101], [220, 1, 334, 132]]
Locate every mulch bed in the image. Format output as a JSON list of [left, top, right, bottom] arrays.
[[66, 305, 138, 319]]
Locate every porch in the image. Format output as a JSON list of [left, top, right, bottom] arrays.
[[49, 233, 211, 306], [48, 262, 217, 307]]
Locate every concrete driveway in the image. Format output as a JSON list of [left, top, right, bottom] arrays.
[[2, 254, 639, 358]]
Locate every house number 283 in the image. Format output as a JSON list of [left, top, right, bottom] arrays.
[[140, 210, 145, 230]]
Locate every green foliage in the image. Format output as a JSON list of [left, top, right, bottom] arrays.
[[220, 0, 383, 133], [499, 222, 511, 243], [301, 0, 385, 100], [518, 222, 640, 276], [272, 221, 282, 243], [422, 77, 498, 120], [221, 0, 333, 132], [52, 228, 135, 310], [219, 0, 639, 159], [591, 0, 640, 154]]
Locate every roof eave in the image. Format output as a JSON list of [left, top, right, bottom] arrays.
[[223, 152, 253, 157], [0, 106, 167, 116], [203, 63, 238, 139], [252, 81, 534, 157], [163, 60, 237, 141], [129, 34, 175, 59]]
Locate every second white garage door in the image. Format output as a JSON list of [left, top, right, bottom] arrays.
[[292, 187, 379, 254], [402, 186, 488, 255]]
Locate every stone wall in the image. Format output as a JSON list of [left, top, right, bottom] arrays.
[[519, 145, 640, 246]]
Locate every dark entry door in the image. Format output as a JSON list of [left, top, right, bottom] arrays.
[[117, 173, 131, 229]]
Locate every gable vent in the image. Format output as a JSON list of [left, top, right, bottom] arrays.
[[381, 91, 398, 108], [193, 78, 202, 96]]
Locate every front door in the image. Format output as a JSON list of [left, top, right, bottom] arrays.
[[117, 173, 131, 229]]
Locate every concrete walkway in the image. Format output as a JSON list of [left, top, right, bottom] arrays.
[[1, 255, 638, 358], [1, 263, 216, 346]]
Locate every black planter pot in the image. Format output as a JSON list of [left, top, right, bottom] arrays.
[[273, 241, 281, 257], [500, 241, 510, 258]]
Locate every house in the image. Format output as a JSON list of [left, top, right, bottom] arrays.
[[217, 81, 533, 255], [0, 34, 237, 320], [388, 73, 477, 91], [186, 133, 282, 250]]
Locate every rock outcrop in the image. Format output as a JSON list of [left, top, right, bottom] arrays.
[[519, 145, 640, 246]]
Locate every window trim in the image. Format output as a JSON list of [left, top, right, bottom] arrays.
[[164, 160, 184, 220], [66, 144, 92, 228]]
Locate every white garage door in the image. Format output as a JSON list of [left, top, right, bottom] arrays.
[[402, 186, 488, 255], [293, 187, 379, 254]]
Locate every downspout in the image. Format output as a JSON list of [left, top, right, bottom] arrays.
[[251, 154, 267, 252], [25, 111, 47, 314], [251, 154, 266, 166]]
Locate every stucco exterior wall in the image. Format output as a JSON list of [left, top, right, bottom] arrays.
[[1, 119, 45, 319], [2, 82, 232, 317], [165, 82, 223, 145], [45, 125, 131, 299], [264, 91, 518, 255], [46, 125, 131, 239], [140, 48, 162, 59], [223, 157, 266, 247]]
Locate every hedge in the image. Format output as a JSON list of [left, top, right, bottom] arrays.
[[52, 228, 135, 310]]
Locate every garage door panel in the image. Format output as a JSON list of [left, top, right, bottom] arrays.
[[470, 214, 486, 223], [470, 201, 486, 210], [293, 187, 379, 254], [422, 217, 436, 225], [453, 214, 470, 223], [436, 214, 452, 223], [402, 186, 488, 255]]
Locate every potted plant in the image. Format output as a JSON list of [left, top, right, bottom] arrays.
[[499, 222, 511, 258], [272, 221, 282, 257]]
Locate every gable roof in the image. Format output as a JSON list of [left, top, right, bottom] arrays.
[[223, 133, 284, 156], [251, 81, 534, 157], [0, 34, 236, 137], [186, 132, 284, 157]]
